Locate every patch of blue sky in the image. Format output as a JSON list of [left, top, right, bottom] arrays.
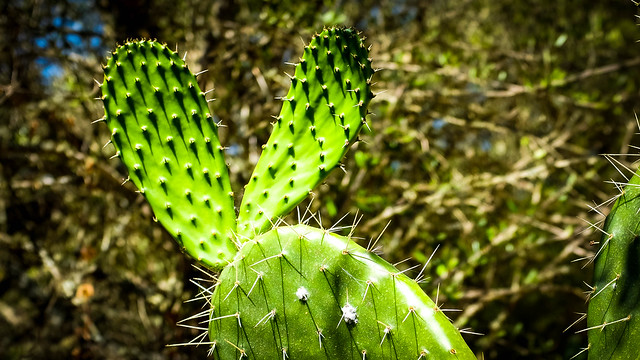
[[35, 37, 48, 48], [36, 57, 64, 80], [480, 138, 492, 152], [432, 118, 446, 130], [90, 36, 101, 48], [65, 33, 82, 47], [37, 11, 106, 84]]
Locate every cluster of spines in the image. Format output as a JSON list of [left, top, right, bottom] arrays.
[[237, 28, 377, 238], [99, 40, 237, 270]]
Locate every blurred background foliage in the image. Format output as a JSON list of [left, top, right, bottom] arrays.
[[2, 0, 640, 359]]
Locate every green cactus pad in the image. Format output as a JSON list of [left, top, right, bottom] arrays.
[[237, 28, 375, 238], [208, 225, 476, 359], [587, 171, 640, 359], [101, 40, 237, 270]]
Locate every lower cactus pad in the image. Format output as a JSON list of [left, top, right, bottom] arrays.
[[208, 224, 476, 359]]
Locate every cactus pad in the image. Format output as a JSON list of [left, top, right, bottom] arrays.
[[237, 28, 375, 238], [101, 40, 237, 270], [208, 224, 476, 359]]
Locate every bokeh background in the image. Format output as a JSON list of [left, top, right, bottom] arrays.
[[3, 0, 640, 359]]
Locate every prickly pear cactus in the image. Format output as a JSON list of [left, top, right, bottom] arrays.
[[99, 27, 476, 359], [587, 170, 640, 359]]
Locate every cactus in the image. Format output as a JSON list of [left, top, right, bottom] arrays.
[[586, 170, 640, 359], [100, 27, 476, 359]]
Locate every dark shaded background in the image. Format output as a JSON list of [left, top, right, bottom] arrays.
[[2, 0, 640, 359]]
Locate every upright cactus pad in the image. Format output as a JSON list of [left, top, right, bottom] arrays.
[[209, 225, 476, 360], [101, 40, 237, 270], [587, 171, 640, 359], [237, 28, 375, 238]]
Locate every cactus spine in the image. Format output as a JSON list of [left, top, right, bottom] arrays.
[[586, 170, 640, 359], [100, 27, 476, 359]]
